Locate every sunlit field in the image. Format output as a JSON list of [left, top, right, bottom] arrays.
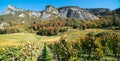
[[0, 28, 120, 60]]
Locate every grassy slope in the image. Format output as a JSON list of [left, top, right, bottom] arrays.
[[0, 28, 114, 46], [61, 28, 113, 42], [0, 32, 60, 46]]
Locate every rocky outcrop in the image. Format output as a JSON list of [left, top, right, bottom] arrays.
[[58, 6, 99, 20], [19, 13, 25, 17], [31, 11, 41, 18], [39, 5, 60, 19], [0, 22, 9, 29]]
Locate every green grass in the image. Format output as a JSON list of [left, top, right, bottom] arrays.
[[0, 33, 38, 41], [0, 32, 61, 46]]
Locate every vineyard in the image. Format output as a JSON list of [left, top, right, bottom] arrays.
[[0, 29, 120, 61], [0, 0, 119, 60], [0, 33, 59, 61]]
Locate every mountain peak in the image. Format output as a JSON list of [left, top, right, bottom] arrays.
[[45, 5, 59, 14], [1, 5, 23, 15], [7, 5, 15, 9], [46, 5, 55, 8], [45, 5, 56, 11], [7, 5, 23, 11]]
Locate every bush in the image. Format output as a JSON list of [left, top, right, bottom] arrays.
[[37, 27, 59, 36], [0, 28, 20, 34], [59, 27, 68, 33]]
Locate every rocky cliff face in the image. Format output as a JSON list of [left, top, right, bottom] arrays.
[[58, 6, 99, 20], [38, 5, 99, 20], [1, 5, 99, 20], [2, 5, 23, 15], [39, 5, 60, 19], [0, 22, 9, 29], [85, 8, 111, 17]]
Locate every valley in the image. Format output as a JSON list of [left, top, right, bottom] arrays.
[[0, 3, 120, 61]]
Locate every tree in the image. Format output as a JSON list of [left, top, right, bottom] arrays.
[[112, 16, 120, 26], [38, 44, 53, 61], [109, 33, 120, 57], [82, 32, 102, 60], [50, 38, 80, 61], [96, 31, 110, 54]]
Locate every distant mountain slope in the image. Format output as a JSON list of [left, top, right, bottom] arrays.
[[1, 5, 99, 20], [85, 7, 120, 17], [112, 7, 120, 16], [85, 8, 111, 17]]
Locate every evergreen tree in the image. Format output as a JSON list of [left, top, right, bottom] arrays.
[[38, 44, 53, 61]]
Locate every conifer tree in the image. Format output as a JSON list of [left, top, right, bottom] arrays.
[[38, 44, 53, 61]]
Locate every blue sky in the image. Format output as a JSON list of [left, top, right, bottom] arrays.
[[0, 0, 120, 13]]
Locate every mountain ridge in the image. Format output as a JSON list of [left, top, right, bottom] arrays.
[[1, 5, 99, 20], [1, 5, 119, 20]]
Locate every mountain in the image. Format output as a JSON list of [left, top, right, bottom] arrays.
[[58, 6, 99, 20], [29, 5, 99, 20], [85, 8, 111, 17], [1, 5, 99, 20], [85, 8, 120, 17], [39, 5, 60, 19], [115, 8, 120, 14], [112, 7, 120, 16], [2, 5, 23, 15]]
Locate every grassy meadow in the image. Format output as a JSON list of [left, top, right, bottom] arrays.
[[0, 28, 112, 46]]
